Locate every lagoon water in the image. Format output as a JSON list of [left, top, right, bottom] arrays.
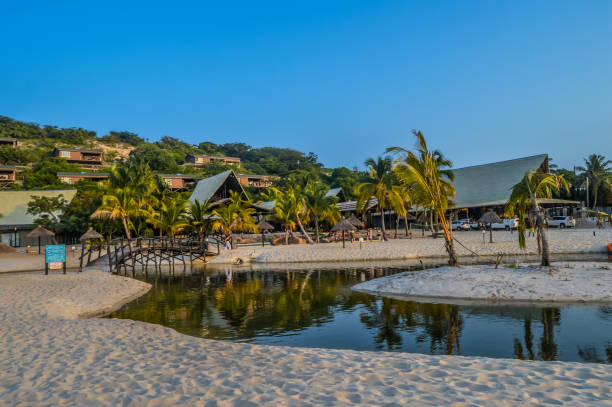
[[110, 263, 612, 364]]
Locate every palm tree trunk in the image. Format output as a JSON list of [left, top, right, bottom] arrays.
[[592, 181, 599, 209], [438, 209, 458, 266], [380, 206, 387, 241], [315, 217, 320, 243], [530, 193, 550, 266], [284, 227, 289, 245], [394, 215, 399, 239], [296, 214, 314, 244], [122, 217, 131, 239], [404, 215, 409, 238]]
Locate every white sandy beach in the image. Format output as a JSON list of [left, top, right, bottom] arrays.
[[210, 229, 612, 264], [353, 262, 612, 304], [1, 267, 612, 406]]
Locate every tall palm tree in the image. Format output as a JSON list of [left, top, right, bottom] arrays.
[[303, 180, 340, 243], [188, 199, 214, 244], [576, 154, 612, 209], [506, 170, 569, 266], [356, 156, 404, 241], [265, 188, 297, 245], [389, 130, 457, 266], [95, 187, 139, 238]]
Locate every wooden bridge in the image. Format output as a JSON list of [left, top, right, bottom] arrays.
[[79, 236, 220, 276]]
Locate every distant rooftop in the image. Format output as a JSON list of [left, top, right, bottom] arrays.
[[54, 147, 102, 154], [57, 172, 109, 176]]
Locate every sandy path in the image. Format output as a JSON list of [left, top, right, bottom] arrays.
[[1, 268, 612, 406], [211, 229, 612, 264], [353, 262, 612, 304]]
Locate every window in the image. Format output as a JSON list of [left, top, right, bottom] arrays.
[[164, 178, 173, 186], [60, 151, 71, 158], [60, 177, 73, 184]]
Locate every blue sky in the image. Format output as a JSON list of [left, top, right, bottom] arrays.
[[1, 1, 611, 170]]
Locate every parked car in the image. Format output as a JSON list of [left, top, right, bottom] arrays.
[[489, 218, 519, 230], [451, 220, 470, 231], [547, 216, 576, 228]]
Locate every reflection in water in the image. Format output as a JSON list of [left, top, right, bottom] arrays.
[[109, 265, 612, 364]]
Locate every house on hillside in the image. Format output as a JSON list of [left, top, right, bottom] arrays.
[[185, 154, 241, 167], [54, 148, 103, 168], [0, 138, 18, 147], [236, 174, 278, 189], [0, 189, 77, 247], [157, 174, 201, 191], [189, 170, 247, 204], [0, 165, 17, 187], [57, 172, 109, 185]]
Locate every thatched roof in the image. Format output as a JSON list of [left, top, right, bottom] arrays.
[[331, 219, 357, 232], [80, 227, 103, 241], [26, 225, 55, 238], [347, 214, 363, 228], [478, 211, 502, 224], [256, 220, 274, 231]]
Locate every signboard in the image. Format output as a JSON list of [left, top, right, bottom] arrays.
[[45, 245, 66, 263]]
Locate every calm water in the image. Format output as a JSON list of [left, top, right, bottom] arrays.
[[109, 263, 612, 364]]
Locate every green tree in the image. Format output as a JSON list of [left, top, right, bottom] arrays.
[[506, 170, 569, 266], [188, 199, 214, 244], [576, 154, 612, 209], [389, 131, 457, 266], [26, 194, 69, 230], [211, 190, 258, 246], [303, 180, 340, 243], [356, 156, 404, 241]]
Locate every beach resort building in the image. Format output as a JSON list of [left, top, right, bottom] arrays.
[[0, 137, 18, 147], [54, 148, 103, 168], [236, 174, 278, 189], [0, 189, 76, 247], [189, 170, 247, 204], [157, 174, 201, 191], [186, 154, 241, 167], [0, 165, 17, 187], [57, 172, 109, 185]]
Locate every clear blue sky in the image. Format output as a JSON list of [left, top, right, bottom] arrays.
[[1, 1, 611, 170]]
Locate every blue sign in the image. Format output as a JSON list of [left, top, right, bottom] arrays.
[[45, 244, 66, 263]]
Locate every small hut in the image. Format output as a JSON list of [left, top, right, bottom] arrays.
[[478, 211, 502, 243], [331, 219, 356, 248], [256, 220, 274, 247], [80, 227, 103, 242], [26, 225, 55, 254]]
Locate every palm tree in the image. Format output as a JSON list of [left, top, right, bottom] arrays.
[[576, 154, 612, 209], [506, 170, 569, 266], [211, 191, 258, 246], [158, 197, 188, 236], [188, 199, 214, 244], [303, 180, 340, 243], [95, 187, 139, 238], [356, 157, 404, 241], [265, 188, 297, 245], [389, 130, 457, 266]]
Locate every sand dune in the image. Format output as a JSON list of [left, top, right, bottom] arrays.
[[1, 268, 611, 406]]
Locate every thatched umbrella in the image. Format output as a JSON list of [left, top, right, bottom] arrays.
[[331, 219, 357, 248], [478, 211, 502, 243], [257, 220, 274, 247], [26, 225, 55, 254], [80, 227, 103, 242], [347, 214, 363, 229]]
